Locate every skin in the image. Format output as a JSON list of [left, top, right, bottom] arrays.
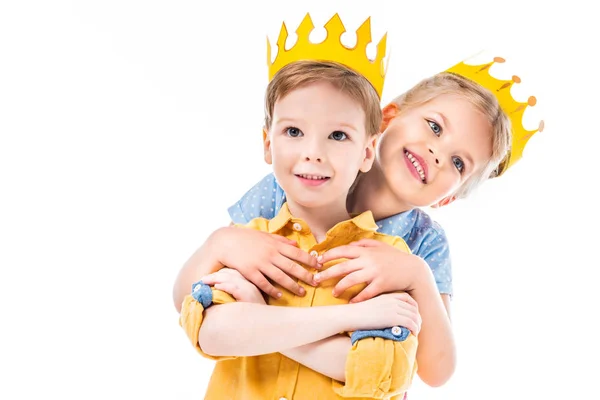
[[174, 91, 495, 387]]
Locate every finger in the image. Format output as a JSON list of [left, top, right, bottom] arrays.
[[247, 271, 282, 299], [272, 254, 315, 286], [280, 245, 319, 269], [213, 282, 241, 299], [401, 318, 420, 337], [349, 282, 380, 303], [348, 238, 382, 248], [318, 245, 362, 264], [313, 260, 360, 284], [198, 271, 228, 286], [332, 270, 369, 297], [394, 292, 418, 308], [271, 234, 298, 246], [262, 264, 306, 297]]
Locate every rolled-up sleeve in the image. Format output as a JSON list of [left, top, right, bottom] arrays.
[[179, 285, 238, 361], [332, 333, 418, 398]]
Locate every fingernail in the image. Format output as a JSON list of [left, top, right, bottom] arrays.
[[332, 290, 338, 297], [317, 255, 323, 262], [277, 292, 282, 298], [315, 263, 322, 269], [298, 287, 305, 295], [314, 273, 320, 282]]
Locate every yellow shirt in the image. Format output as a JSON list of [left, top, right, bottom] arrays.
[[180, 203, 418, 399]]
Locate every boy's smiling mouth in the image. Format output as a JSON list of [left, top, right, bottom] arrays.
[[295, 173, 331, 186], [404, 149, 428, 183]]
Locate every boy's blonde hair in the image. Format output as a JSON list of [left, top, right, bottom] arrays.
[[264, 60, 382, 138], [390, 72, 512, 199]]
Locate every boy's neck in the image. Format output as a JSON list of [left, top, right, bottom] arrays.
[[349, 165, 413, 221], [286, 198, 351, 243]]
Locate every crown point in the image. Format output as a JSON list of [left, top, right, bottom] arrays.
[[512, 75, 521, 83], [494, 57, 505, 63], [296, 13, 315, 39], [277, 22, 289, 50], [538, 120, 545, 132], [324, 13, 346, 39], [376, 32, 387, 62], [528, 96, 537, 106], [355, 16, 372, 50]]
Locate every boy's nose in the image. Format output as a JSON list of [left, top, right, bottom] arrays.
[[304, 155, 322, 162]]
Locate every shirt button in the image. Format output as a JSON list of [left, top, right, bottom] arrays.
[[292, 222, 302, 231], [391, 326, 403, 336], [309, 250, 318, 257]]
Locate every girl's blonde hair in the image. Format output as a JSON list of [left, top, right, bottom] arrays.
[[390, 72, 512, 199]]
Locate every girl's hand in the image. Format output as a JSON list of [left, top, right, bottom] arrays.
[[212, 226, 319, 299], [201, 268, 266, 304], [314, 239, 428, 303]]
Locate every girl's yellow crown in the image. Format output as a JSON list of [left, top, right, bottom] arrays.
[[267, 13, 388, 98], [446, 56, 544, 176]]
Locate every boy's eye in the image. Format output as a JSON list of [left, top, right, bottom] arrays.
[[452, 156, 464, 173], [329, 131, 347, 141], [427, 120, 441, 136], [286, 127, 302, 137]]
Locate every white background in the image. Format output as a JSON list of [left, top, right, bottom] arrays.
[[1, 1, 599, 399]]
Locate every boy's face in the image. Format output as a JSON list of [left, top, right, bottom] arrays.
[[264, 81, 375, 211], [377, 93, 493, 207]]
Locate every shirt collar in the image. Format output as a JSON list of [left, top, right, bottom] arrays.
[[267, 202, 379, 235]]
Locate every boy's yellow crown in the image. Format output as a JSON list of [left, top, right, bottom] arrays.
[[267, 13, 388, 98], [446, 56, 544, 176]]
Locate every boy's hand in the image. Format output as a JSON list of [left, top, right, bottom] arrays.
[[212, 226, 318, 298], [200, 268, 266, 304], [314, 239, 428, 303], [348, 292, 421, 335]]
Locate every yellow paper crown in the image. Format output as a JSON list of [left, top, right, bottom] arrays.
[[446, 56, 544, 176], [267, 13, 388, 98]]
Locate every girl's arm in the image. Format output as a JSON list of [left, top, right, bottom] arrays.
[[315, 238, 456, 387], [172, 225, 318, 312]]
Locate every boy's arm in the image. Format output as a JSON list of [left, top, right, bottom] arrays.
[[280, 335, 351, 382], [280, 328, 418, 399], [199, 301, 350, 356], [181, 282, 354, 358]]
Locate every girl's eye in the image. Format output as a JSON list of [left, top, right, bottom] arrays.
[[329, 131, 347, 141], [286, 127, 302, 137], [452, 156, 465, 173], [428, 120, 441, 136]]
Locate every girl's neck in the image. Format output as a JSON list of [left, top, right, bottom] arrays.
[[348, 164, 412, 221], [286, 198, 351, 243]]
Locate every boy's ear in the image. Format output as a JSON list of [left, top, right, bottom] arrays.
[[431, 195, 457, 208], [359, 135, 378, 173], [263, 128, 272, 165], [380, 103, 400, 132]]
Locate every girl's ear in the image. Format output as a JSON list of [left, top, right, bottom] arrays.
[[380, 103, 400, 132]]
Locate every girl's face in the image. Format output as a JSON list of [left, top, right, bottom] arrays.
[[376, 93, 494, 208]]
